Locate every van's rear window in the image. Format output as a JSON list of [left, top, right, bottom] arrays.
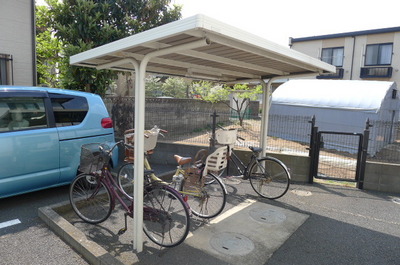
[[49, 93, 88, 127]]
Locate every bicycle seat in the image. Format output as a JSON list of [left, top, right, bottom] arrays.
[[174, 155, 192, 166], [249, 146, 262, 153]]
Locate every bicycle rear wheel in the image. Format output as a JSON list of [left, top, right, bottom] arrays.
[[185, 173, 226, 218], [143, 184, 190, 248], [117, 163, 134, 200], [248, 157, 290, 199], [69, 173, 113, 224]]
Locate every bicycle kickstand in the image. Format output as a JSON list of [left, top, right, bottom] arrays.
[[118, 212, 129, 235]]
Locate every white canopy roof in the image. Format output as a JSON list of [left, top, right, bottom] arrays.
[[272, 79, 396, 111], [69, 14, 336, 252], [70, 14, 335, 81]]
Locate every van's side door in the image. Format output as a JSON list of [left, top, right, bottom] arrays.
[[0, 91, 60, 197]]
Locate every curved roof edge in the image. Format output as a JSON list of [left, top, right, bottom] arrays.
[[272, 80, 396, 111]]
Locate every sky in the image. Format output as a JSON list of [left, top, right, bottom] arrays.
[[173, 0, 400, 46], [36, 0, 400, 47]]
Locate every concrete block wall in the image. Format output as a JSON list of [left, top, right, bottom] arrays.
[[149, 142, 310, 183], [104, 97, 259, 138], [149, 142, 399, 193], [363, 161, 400, 193]]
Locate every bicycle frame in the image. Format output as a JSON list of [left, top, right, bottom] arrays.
[[95, 163, 170, 220], [144, 156, 210, 198], [100, 167, 134, 217], [227, 148, 257, 177]]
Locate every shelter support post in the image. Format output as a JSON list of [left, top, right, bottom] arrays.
[[260, 74, 320, 155], [132, 38, 211, 252], [260, 79, 268, 155], [260, 78, 277, 156]]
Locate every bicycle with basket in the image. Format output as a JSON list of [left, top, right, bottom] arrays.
[[118, 125, 228, 219], [213, 127, 291, 200], [69, 140, 191, 248]]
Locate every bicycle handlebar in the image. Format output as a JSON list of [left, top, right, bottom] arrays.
[[125, 126, 168, 138]]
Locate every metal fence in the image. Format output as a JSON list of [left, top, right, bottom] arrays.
[[368, 120, 400, 163], [151, 111, 311, 155], [155, 111, 400, 164], [106, 95, 400, 165]]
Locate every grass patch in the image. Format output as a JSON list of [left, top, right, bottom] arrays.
[[314, 178, 357, 188]]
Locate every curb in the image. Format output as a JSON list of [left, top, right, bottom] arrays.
[[38, 202, 124, 265], [38, 169, 174, 265]]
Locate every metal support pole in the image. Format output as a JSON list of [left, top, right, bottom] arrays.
[[358, 119, 372, 189], [132, 38, 211, 252]]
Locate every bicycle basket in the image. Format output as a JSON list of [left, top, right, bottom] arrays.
[[215, 129, 237, 145], [124, 129, 159, 152], [80, 143, 111, 174]]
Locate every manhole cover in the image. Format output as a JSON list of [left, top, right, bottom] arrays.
[[392, 198, 400, 205], [291, 189, 312, 196], [223, 176, 242, 185], [210, 232, 254, 255], [249, 208, 287, 224]]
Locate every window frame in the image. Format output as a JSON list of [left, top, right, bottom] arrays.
[[321, 47, 344, 67], [364, 43, 393, 66], [49, 93, 89, 127], [0, 91, 53, 132], [0, 54, 13, 85]]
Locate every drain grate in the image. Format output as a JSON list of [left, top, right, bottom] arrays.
[[291, 189, 312, 196], [210, 232, 254, 256], [249, 208, 287, 224], [392, 198, 400, 205]]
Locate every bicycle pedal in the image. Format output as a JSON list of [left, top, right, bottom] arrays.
[[117, 228, 127, 235]]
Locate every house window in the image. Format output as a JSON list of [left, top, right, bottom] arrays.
[[365, 43, 393, 66], [321, 47, 344, 67], [0, 54, 13, 85]]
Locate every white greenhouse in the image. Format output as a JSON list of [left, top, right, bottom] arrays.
[[269, 79, 400, 155]]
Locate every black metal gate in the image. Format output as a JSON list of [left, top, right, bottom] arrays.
[[309, 117, 370, 189]]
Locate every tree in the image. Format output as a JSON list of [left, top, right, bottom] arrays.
[[145, 75, 163, 97], [193, 82, 262, 127], [43, 0, 182, 96], [36, 5, 64, 87], [160, 77, 189, 98], [145, 76, 189, 98]]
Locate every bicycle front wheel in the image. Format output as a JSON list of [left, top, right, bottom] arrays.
[[185, 173, 226, 219], [117, 163, 134, 200], [143, 184, 190, 248], [248, 157, 290, 199], [69, 173, 113, 224]]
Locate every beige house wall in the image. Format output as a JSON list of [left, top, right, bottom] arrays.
[[290, 30, 400, 84], [0, 0, 35, 86]]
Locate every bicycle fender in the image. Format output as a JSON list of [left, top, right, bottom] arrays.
[[214, 175, 228, 194]]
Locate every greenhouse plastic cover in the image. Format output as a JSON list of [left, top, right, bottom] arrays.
[[272, 79, 395, 111]]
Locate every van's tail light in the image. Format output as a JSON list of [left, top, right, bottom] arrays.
[[101, 117, 113, 128]]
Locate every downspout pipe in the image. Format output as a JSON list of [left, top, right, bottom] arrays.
[[31, 0, 37, 86], [350, 36, 356, 80]]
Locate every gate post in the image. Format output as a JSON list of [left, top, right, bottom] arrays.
[[357, 119, 372, 189], [210, 111, 219, 149], [308, 115, 318, 183]]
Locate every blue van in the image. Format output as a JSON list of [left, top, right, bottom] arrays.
[[0, 86, 117, 198]]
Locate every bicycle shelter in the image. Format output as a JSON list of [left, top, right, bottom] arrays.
[[70, 14, 335, 252]]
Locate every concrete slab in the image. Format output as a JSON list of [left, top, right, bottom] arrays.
[[39, 198, 308, 265], [185, 199, 309, 265]]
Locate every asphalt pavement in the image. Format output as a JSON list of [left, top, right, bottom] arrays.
[[38, 164, 400, 265]]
